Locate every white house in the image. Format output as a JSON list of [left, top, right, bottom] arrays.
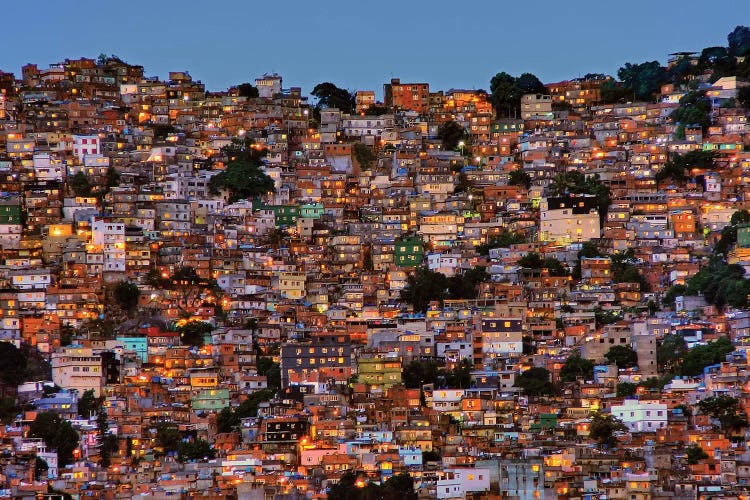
[[436, 468, 491, 499], [427, 252, 463, 277], [610, 399, 668, 433], [91, 218, 126, 273], [72, 134, 101, 162]]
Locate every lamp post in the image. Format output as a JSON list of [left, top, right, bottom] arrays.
[[458, 140, 465, 156]]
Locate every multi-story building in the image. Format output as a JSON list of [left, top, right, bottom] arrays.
[[540, 196, 600, 243], [51, 346, 103, 396], [384, 79, 429, 113]]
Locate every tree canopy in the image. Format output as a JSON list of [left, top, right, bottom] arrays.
[[236, 83, 259, 99], [685, 259, 750, 310], [29, 413, 80, 467], [176, 321, 214, 347], [437, 120, 468, 151], [518, 252, 568, 276], [0, 342, 27, 395], [617, 61, 668, 101], [589, 412, 627, 448], [489, 72, 546, 117], [69, 171, 92, 197], [656, 150, 717, 184], [508, 168, 532, 189], [402, 358, 472, 389], [697, 395, 748, 432], [209, 158, 275, 203], [113, 281, 140, 313], [514, 367, 553, 396], [604, 345, 638, 369], [680, 336, 734, 376], [728, 26, 750, 57], [328, 471, 418, 500], [670, 91, 712, 138], [559, 355, 595, 382], [400, 266, 490, 312], [549, 171, 611, 221], [311, 82, 355, 114], [177, 438, 215, 463], [353, 142, 376, 170]]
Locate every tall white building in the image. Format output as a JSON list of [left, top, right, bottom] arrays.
[[91, 217, 126, 273], [51, 347, 103, 397], [610, 399, 668, 433]]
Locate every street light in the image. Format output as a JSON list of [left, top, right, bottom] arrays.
[[458, 141, 465, 156]]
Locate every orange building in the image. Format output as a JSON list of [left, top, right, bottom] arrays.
[[384, 78, 429, 113]]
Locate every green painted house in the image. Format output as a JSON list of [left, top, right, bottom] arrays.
[[395, 236, 423, 267], [0, 199, 21, 225], [300, 203, 324, 219], [254, 201, 301, 228], [191, 388, 230, 411], [737, 224, 750, 248]]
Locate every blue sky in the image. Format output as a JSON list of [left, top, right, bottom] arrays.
[[2, 0, 749, 98]]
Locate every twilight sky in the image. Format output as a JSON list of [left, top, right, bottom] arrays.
[[2, 0, 749, 98]]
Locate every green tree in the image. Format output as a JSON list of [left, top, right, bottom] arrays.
[[697, 395, 748, 432], [68, 171, 92, 197], [670, 91, 712, 136], [681, 336, 735, 376], [400, 268, 450, 312], [517, 72, 547, 95], [176, 321, 214, 347], [604, 345, 638, 369], [657, 333, 687, 372], [236, 83, 259, 99], [402, 359, 441, 389], [311, 82, 354, 114], [490, 72, 520, 117], [600, 80, 633, 103], [489, 72, 546, 117], [475, 232, 526, 256], [656, 150, 717, 184], [113, 281, 140, 313], [34, 457, 49, 480], [508, 168, 531, 189], [514, 367, 553, 396], [256, 357, 280, 390], [616, 382, 638, 397], [518, 252, 543, 269], [155, 423, 181, 454], [328, 471, 417, 500], [0, 342, 26, 398], [440, 359, 473, 389], [589, 411, 627, 448], [105, 166, 120, 189], [518, 253, 568, 276], [728, 26, 750, 57], [77, 389, 102, 418], [685, 260, 750, 310], [28, 413, 80, 467], [437, 120, 467, 151], [738, 86, 750, 108], [559, 355, 595, 382], [617, 61, 668, 101], [353, 142, 376, 170], [447, 266, 489, 300], [177, 438, 215, 463], [548, 171, 611, 222], [152, 123, 177, 140], [209, 158, 275, 203], [686, 444, 709, 464]]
